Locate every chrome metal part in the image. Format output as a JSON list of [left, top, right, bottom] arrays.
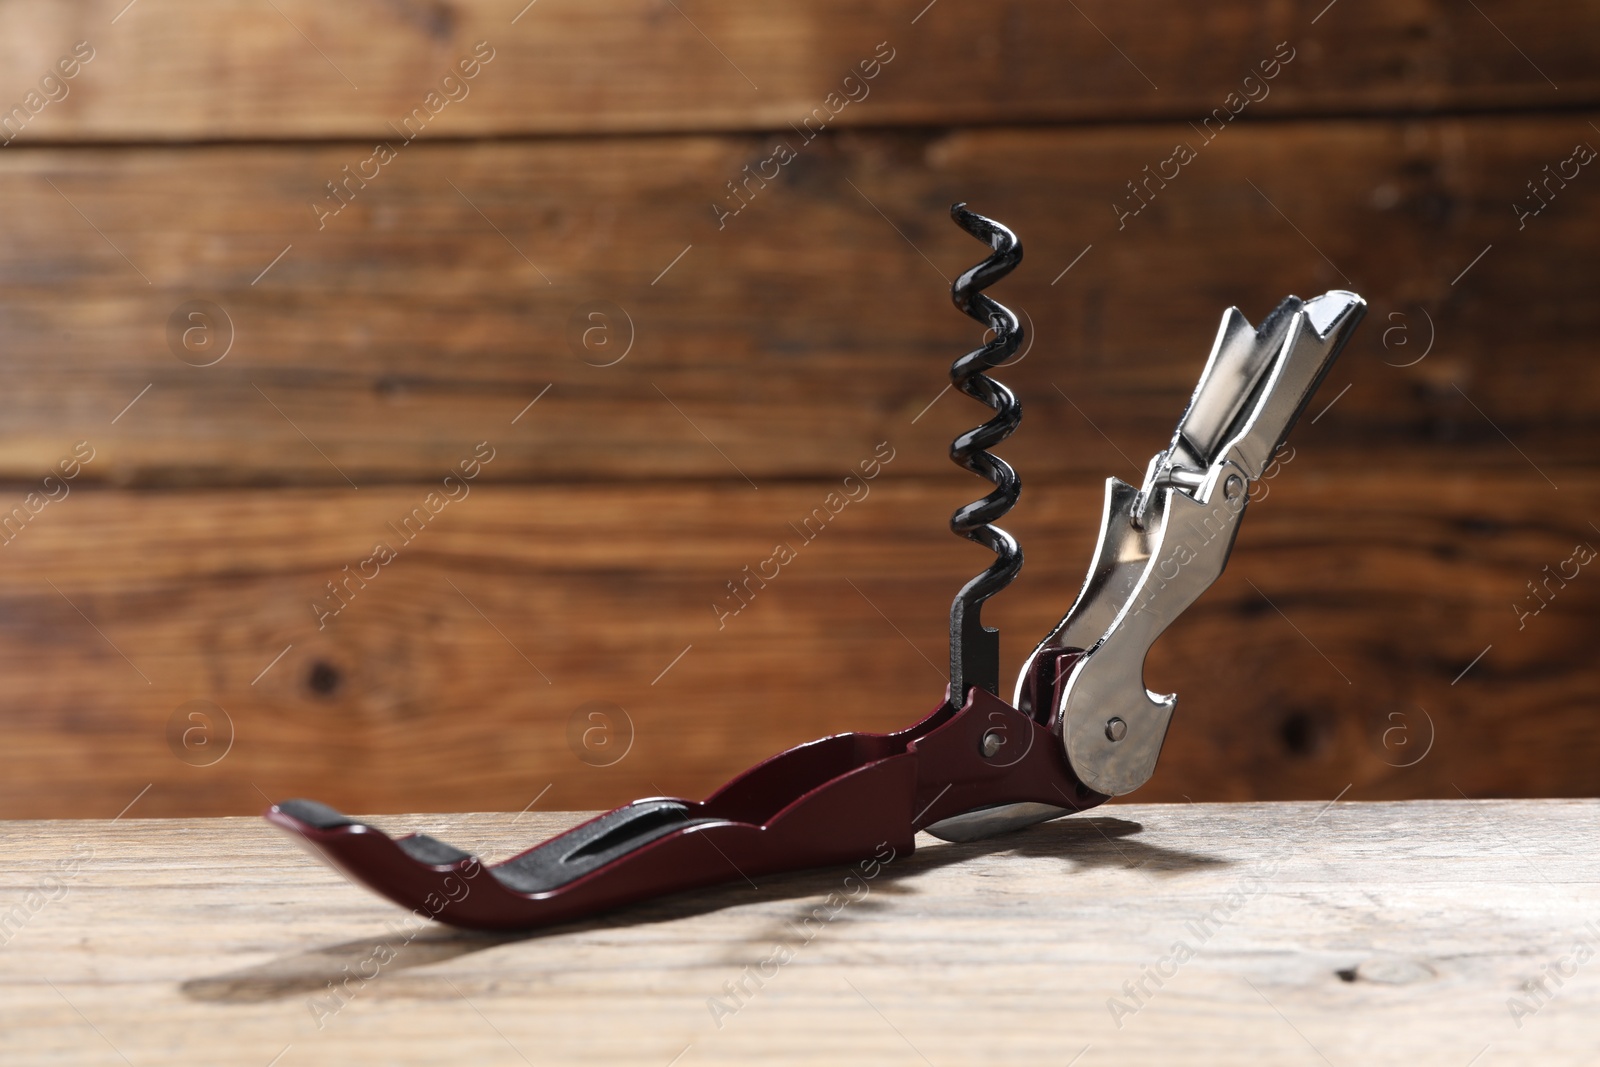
[[923, 801, 1073, 843], [1018, 290, 1366, 797], [1052, 459, 1249, 795]]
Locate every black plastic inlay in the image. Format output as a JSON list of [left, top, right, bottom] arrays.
[[490, 800, 720, 896], [396, 834, 474, 866], [277, 798, 358, 830]]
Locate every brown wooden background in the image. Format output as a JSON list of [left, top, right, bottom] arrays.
[[0, 0, 1596, 819]]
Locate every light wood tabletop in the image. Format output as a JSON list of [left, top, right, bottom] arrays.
[[1, 799, 1595, 1066]]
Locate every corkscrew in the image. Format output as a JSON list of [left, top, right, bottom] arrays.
[[946, 204, 1024, 707], [266, 207, 1366, 931]]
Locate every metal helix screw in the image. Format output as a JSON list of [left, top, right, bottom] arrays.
[[945, 203, 1025, 707]]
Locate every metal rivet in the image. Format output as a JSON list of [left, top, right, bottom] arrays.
[[1224, 474, 1245, 501], [980, 730, 1005, 758], [1105, 717, 1127, 742]]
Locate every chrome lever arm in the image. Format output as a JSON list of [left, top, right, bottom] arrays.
[[1017, 290, 1366, 797]]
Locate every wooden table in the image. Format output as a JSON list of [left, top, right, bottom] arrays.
[[2, 800, 1595, 1066]]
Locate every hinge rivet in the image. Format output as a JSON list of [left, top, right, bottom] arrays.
[[1105, 717, 1128, 742]]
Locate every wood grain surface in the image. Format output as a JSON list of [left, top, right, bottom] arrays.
[[0, 1, 1592, 141], [1, 115, 1596, 486], [0, 470, 1593, 820], [0, 2, 1594, 818], [0, 801, 1595, 1066]]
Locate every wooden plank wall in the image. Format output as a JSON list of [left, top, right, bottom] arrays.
[[0, 1, 1595, 818]]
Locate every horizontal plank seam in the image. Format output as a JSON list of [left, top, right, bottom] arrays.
[[0, 462, 1584, 495], [3, 101, 1599, 152]]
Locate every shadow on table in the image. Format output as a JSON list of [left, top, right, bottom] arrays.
[[180, 814, 1228, 1005]]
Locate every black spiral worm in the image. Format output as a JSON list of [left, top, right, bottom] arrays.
[[946, 203, 1024, 705]]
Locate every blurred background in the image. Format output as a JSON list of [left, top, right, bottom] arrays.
[[0, 1, 1596, 819]]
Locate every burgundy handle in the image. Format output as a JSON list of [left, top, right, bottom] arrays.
[[265, 667, 1104, 932]]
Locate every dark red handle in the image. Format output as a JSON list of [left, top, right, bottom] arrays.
[[266, 668, 1104, 932]]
